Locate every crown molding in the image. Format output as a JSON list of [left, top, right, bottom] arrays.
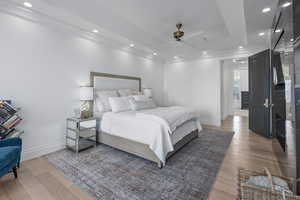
[[0, 1, 165, 63], [165, 46, 267, 64], [0, 1, 268, 65]]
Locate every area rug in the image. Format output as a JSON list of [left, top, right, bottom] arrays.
[[46, 129, 234, 200]]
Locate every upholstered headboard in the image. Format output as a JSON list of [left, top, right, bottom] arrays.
[[89, 72, 142, 116], [90, 72, 141, 91]]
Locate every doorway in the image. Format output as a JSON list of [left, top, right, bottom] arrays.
[[221, 58, 249, 121]]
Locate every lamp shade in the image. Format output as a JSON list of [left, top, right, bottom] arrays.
[[80, 86, 94, 101], [143, 88, 152, 98]]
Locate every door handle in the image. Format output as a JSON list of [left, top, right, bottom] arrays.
[[263, 99, 269, 108]]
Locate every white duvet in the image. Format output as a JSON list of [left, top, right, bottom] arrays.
[[136, 106, 202, 134], [100, 106, 202, 165]]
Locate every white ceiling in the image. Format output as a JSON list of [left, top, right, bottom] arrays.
[[3, 0, 279, 63]]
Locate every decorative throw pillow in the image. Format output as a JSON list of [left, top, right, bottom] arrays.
[[132, 95, 149, 101], [95, 90, 118, 112], [129, 99, 156, 111], [118, 89, 133, 97], [109, 96, 134, 113]]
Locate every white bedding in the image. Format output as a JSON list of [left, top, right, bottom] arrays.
[[136, 106, 202, 133], [100, 107, 202, 165]]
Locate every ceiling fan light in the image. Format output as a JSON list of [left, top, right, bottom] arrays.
[[262, 7, 271, 13], [24, 2, 32, 7], [282, 2, 291, 7]]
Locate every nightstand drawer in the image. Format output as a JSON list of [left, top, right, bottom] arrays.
[[80, 120, 96, 128], [79, 129, 96, 139]]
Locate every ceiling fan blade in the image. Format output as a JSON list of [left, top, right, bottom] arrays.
[[184, 30, 205, 40]]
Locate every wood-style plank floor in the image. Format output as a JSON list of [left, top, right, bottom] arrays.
[[208, 115, 281, 200], [0, 115, 281, 200]]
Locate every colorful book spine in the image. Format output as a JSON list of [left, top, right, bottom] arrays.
[[2, 115, 19, 128], [7, 118, 22, 129], [0, 102, 16, 115], [0, 128, 15, 139]]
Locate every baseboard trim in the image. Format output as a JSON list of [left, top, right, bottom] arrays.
[[22, 141, 65, 161]]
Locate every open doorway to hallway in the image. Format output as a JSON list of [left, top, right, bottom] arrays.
[[221, 58, 249, 120]]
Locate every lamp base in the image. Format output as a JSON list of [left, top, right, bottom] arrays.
[[80, 101, 92, 119], [80, 110, 91, 119]]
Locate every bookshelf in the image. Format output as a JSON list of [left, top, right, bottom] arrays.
[[0, 101, 24, 140]]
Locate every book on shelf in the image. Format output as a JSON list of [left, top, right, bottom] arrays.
[[0, 101, 17, 115], [7, 118, 22, 129], [0, 109, 11, 124], [0, 100, 23, 140], [2, 115, 19, 128], [0, 129, 23, 139], [0, 128, 15, 139]]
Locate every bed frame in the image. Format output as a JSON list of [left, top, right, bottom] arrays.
[[90, 72, 198, 168], [99, 130, 198, 168]]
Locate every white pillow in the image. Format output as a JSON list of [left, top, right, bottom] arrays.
[[95, 90, 118, 112], [132, 95, 149, 101], [109, 96, 133, 113], [118, 89, 133, 97], [129, 99, 156, 111]]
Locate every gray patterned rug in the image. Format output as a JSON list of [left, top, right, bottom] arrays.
[[46, 129, 234, 200]]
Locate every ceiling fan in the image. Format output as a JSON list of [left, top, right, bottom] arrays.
[[173, 23, 185, 41], [173, 23, 206, 42], [171, 23, 207, 51]]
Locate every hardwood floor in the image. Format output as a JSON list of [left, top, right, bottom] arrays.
[[208, 115, 281, 200], [0, 115, 281, 200]]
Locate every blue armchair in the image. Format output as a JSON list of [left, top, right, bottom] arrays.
[[0, 137, 22, 178]]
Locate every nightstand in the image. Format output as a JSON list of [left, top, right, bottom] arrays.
[[66, 117, 97, 153]]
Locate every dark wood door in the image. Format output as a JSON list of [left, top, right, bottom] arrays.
[[248, 49, 271, 138]]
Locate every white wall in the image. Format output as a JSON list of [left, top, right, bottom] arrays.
[[163, 59, 222, 126], [0, 13, 164, 160]]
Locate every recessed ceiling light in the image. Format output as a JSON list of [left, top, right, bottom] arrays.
[[290, 38, 294, 42], [233, 59, 237, 63], [174, 56, 178, 59], [23, 2, 32, 8], [275, 29, 281, 33], [130, 44, 135, 47], [203, 51, 207, 55], [153, 52, 157, 56], [282, 2, 291, 7], [259, 32, 265, 36], [92, 29, 99, 33], [239, 46, 243, 49], [262, 7, 271, 13]]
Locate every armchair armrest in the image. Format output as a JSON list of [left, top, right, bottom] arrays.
[[0, 138, 22, 148]]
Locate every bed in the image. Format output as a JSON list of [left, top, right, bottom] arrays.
[[90, 72, 202, 168]]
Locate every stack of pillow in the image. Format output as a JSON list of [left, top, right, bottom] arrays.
[[95, 89, 156, 113]]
